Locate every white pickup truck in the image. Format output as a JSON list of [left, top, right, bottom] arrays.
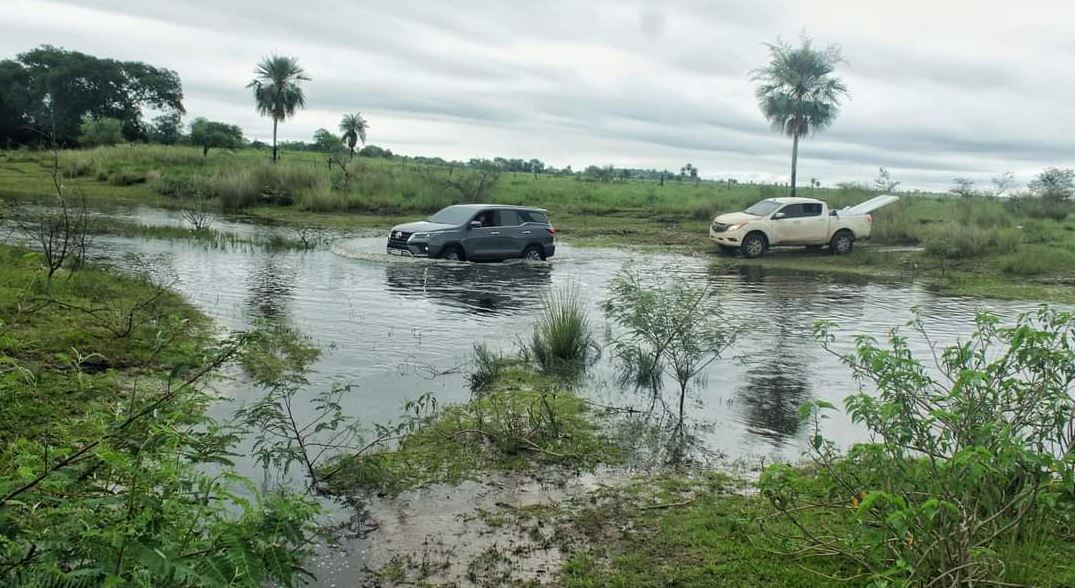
[[709, 195, 899, 258]]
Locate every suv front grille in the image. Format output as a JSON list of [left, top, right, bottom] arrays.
[[387, 230, 412, 249]]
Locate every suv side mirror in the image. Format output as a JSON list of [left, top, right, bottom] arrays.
[[468, 220, 483, 229], [773, 212, 786, 219]]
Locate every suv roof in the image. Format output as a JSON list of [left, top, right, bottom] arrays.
[[444, 203, 548, 213]]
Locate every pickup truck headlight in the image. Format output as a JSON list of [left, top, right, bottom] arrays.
[[726, 223, 746, 232]]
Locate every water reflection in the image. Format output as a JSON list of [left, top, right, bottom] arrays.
[[384, 261, 552, 315], [246, 254, 298, 320]]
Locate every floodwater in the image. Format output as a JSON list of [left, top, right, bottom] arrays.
[[44, 206, 1058, 585]]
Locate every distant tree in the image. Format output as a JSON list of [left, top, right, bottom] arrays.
[[338, 113, 368, 159], [990, 172, 1016, 198], [247, 55, 309, 162], [151, 112, 184, 145], [752, 35, 848, 197], [312, 127, 344, 152], [190, 117, 243, 157], [78, 116, 123, 147], [358, 144, 392, 158], [949, 177, 978, 198], [1028, 168, 1074, 202], [528, 159, 545, 176], [872, 167, 900, 193], [0, 45, 184, 146]]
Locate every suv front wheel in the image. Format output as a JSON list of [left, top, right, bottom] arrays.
[[441, 245, 465, 262]]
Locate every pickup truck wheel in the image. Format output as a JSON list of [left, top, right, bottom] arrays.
[[741, 233, 767, 258], [522, 245, 545, 261], [441, 245, 465, 262], [830, 231, 854, 255]]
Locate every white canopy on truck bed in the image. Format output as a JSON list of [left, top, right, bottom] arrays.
[[838, 194, 900, 215]]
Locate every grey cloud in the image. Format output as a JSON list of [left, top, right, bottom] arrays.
[[6, 0, 1075, 189]]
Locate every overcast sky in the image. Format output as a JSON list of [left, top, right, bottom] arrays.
[[4, 0, 1074, 189]]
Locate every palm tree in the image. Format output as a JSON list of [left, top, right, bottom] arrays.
[[751, 36, 848, 197], [247, 55, 309, 162], [339, 113, 368, 159]]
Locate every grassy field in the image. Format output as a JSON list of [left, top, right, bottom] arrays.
[[2, 145, 1073, 301]]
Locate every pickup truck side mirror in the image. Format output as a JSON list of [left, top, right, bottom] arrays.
[[773, 212, 786, 219], [468, 220, 483, 229]]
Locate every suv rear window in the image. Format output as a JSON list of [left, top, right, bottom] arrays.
[[518, 210, 548, 224]]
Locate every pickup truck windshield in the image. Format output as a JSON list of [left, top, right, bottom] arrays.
[[428, 206, 477, 225], [744, 200, 782, 217]]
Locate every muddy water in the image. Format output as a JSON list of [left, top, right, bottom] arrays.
[[76, 208, 1053, 463], [60, 206, 1056, 584]]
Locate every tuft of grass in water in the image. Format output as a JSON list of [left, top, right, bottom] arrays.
[[468, 342, 505, 392], [530, 286, 596, 375]]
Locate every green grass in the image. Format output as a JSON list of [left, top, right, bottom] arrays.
[[321, 367, 622, 495], [3, 145, 1074, 301], [0, 244, 210, 446], [545, 469, 1075, 587]]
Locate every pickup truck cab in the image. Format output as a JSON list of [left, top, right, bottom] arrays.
[[709, 195, 898, 258]]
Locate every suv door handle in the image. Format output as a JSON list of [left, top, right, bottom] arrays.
[[490, 231, 501, 235], [521, 230, 532, 234]]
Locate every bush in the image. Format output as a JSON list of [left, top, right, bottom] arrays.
[[762, 308, 1075, 586], [78, 116, 124, 147], [922, 223, 1021, 259], [1006, 195, 1072, 221]]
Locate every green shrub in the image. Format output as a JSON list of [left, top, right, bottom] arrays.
[[468, 343, 504, 391], [1006, 195, 1072, 221], [763, 309, 1075, 586]]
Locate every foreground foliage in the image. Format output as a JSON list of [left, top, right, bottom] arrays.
[[761, 307, 1075, 586], [0, 246, 320, 586]]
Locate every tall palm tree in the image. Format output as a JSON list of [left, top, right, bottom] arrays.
[[338, 113, 368, 160], [751, 37, 848, 197], [247, 55, 309, 162]]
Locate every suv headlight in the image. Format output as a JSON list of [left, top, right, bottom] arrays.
[[409, 232, 430, 241]]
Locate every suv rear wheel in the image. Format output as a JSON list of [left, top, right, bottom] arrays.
[[522, 244, 544, 261]]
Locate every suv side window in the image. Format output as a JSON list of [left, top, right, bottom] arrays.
[[777, 204, 803, 218], [473, 210, 499, 227], [499, 210, 520, 226], [518, 210, 548, 224], [802, 203, 822, 217]]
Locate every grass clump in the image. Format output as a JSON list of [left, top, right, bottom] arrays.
[[922, 223, 1022, 259], [530, 286, 596, 374], [209, 163, 327, 210]]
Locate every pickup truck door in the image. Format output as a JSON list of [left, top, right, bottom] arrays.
[[796, 202, 829, 242], [772, 203, 829, 244]]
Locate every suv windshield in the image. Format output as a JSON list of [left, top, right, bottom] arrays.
[[428, 206, 477, 225], [744, 199, 782, 217]]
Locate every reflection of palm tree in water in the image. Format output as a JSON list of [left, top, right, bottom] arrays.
[[246, 254, 296, 320], [738, 303, 812, 446]]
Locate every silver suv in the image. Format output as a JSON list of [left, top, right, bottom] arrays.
[[386, 204, 557, 262]]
